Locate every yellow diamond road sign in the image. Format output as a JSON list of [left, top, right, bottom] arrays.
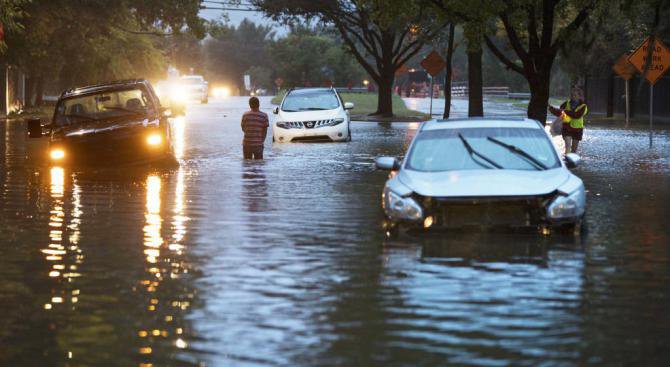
[[627, 36, 670, 85]]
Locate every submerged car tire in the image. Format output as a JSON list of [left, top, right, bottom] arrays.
[[346, 128, 352, 142]]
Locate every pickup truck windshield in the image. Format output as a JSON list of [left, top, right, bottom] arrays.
[[54, 88, 153, 126]]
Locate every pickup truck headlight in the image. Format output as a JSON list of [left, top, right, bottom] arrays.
[[547, 188, 585, 219], [383, 186, 423, 221]]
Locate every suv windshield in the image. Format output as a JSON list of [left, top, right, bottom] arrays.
[[281, 90, 340, 111], [181, 77, 203, 85], [406, 127, 560, 171], [54, 87, 153, 126]]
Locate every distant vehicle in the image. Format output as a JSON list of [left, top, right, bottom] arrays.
[[27, 79, 176, 165], [272, 88, 353, 143], [180, 75, 209, 104], [375, 117, 586, 235], [155, 79, 186, 116]]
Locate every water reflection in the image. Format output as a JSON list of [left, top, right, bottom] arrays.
[[42, 167, 83, 311], [137, 170, 195, 365]]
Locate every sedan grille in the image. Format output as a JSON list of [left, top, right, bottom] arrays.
[[420, 195, 554, 228]]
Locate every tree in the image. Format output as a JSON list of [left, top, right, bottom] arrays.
[[482, 0, 599, 123], [254, 0, 438, 117], [204, 18, 276, 92], [3, 0, 204, 105]]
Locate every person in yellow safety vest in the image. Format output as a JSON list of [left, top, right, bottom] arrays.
[[549, 88, 588, 155]]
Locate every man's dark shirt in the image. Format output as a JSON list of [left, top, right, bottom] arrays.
[[241, 110, 269, 147]]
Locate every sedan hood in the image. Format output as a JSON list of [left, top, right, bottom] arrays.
[[397, 168, 571, 197]]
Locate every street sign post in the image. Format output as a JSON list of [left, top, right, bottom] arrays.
[[612, 54, 637, 126], [421, 50, 446, 117], [627, 36, 670, 147]]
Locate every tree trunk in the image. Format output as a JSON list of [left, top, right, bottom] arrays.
[[467, 50, 483, 117], [527, 75, 551, 124], [443, 24, 455, 119], [374, 71, 394, 117], [25, 77, 36, 109], [35, 77, 45, 107]]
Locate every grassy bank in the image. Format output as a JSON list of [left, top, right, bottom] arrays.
[[490, 97, 563, 109], [271, 91, 430, 122]]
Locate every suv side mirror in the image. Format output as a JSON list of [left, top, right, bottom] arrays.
[[273, 107, 279, 114], [375, 156, 401, 170], [344, 102, 354, 110], [565, 153, 581, 168], [27, 118, 44, 138]]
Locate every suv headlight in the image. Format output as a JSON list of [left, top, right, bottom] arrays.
[[547, 188, 585, 219], [276, 121, 288, 129], [331, 118, 344, 126], [383, 186, 423, 221]]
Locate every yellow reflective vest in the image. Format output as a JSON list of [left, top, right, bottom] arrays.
[[561, 100, 588, 129]]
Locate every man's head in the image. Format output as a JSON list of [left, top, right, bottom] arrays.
[[571, 87, 584, 101], [249, 97, 260, 110]]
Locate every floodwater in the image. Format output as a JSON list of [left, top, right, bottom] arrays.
[[1, 96, 669, 366]]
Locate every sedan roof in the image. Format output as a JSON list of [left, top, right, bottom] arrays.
[[421, 117, 543, 131]]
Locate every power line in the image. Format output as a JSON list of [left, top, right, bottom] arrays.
[[199, 6, 259, 12]]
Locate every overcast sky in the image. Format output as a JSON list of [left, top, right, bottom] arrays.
[[198, 6, 288, 35]]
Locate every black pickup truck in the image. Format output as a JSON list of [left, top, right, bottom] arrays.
[[28, 79, 176, 165]]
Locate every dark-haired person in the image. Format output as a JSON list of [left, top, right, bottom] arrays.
[[241, 97, 269, 160], [549, 88, 588, 155]]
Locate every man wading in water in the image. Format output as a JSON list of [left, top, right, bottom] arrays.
[[549, 88, 588, 155], [241, 97, 269, 160]]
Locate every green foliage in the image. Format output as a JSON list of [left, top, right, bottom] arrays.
[[204, 18, 276, 90], [3, 0, 204, 95]]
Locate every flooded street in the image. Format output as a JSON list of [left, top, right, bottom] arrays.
[[1, 96, 669, 366]]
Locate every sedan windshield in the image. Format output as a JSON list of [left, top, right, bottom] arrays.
[[406, 127, 560, 171], [54, 88, 153, 126], [281, 90, 340, 111]]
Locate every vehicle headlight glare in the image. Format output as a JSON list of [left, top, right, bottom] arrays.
[[147, 134, 162, 146], [383, 187, 423, 221], [50, 148, 65, 160], [547, 189, 585, 219]]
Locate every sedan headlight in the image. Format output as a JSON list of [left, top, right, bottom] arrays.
[[383, 186, 423, 221], [547, 188, 585, 219]]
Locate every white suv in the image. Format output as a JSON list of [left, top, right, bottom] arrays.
[[272, 88, 353, 143]]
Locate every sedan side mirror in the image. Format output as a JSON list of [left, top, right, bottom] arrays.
[[344, 102, 354, 110], [565, 153, 581, 168], [27, 118, 44, 138], [375, 156, 401, 170], [273, 107, 279, 114]]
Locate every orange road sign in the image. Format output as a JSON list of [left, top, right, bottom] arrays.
[[420, 50, 446, 77], [612, 54, 636, 80], [627, 36, 670, 85]]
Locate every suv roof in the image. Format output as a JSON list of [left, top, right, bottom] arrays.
[[286, 87, 335, 95], [61, 79, 150, 99], [421, 117, 543, 131]]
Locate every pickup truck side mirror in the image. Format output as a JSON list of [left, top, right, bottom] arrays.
[[160, 107, 172, 118], [27, 118, 44, 138], [273, 107, 279, 114], [565, 153, 581, 168]]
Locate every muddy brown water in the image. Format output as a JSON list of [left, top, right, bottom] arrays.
[[1, 97, 669, 366]]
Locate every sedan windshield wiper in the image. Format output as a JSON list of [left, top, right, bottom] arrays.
[[486, 136, 548, 170], [457, 133, 502, 169]]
